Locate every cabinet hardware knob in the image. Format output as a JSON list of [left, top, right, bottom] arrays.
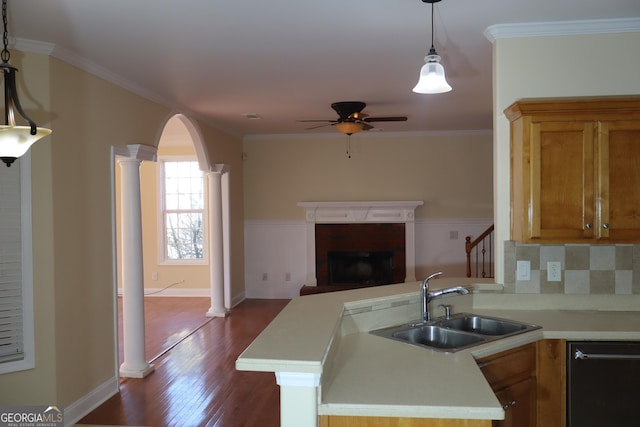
[[602, 223, 609, 229], [502, 400, 517, 410], [585, 223, 593, 229]]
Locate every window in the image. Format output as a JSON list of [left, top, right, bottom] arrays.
[[0, 155, 35, 373], [161, 160, 206, 262]]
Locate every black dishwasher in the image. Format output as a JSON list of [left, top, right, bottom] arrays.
[[567, 341, 640, 427]]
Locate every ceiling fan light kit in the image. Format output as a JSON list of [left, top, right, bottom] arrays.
[[412, 0, 452, 95], [335, 121, 365, 135]]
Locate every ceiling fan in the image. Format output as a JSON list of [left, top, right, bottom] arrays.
[[299, 101, 408, 135]]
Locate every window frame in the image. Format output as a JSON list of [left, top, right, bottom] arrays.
[[0, 152, 35, 374], [157, 156, 208, 266]]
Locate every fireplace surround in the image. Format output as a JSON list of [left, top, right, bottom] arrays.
[[298, 201, 423, 293]]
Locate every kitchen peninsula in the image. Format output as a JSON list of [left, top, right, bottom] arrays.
[[236, 278, 640, 427]]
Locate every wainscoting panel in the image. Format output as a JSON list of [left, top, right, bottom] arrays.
[[244, 219, 493, 299]]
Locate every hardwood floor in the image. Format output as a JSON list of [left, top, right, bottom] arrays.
[[80, 298, 290, 427], [117, 297, 214, 362]]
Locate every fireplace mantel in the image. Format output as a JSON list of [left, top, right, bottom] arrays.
[[298, 201, 423, 286]]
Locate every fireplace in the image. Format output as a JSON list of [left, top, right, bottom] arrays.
[[298, 201, 423, 293]]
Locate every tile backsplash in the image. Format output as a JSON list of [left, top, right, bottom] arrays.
[[503, 241, 639, 295]]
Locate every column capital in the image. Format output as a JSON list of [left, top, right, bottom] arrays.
[[206, 163, 230, 175], [275, 371, 321, 387], [116, 144, 158, 162]]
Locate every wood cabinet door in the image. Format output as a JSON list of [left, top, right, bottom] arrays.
[[597, 120, 640, 240], [493, 377, 536, 427], [528, 121, 596, 241]]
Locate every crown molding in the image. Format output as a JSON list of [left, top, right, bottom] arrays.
[[13, 37, 242, 139], [484, 17, 640, 43], [14, 37, 171, 108]]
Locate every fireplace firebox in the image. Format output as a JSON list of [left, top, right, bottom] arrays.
[[328, 251, 394, 286], [315, 223, 405, 287]]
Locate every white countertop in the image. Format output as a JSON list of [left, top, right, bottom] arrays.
[[236, 279, 640, 420]]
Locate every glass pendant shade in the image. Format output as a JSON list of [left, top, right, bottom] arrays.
[[412, 54, 452, 94], [0, 125, 52, 165], [335, 121, 364, 135]]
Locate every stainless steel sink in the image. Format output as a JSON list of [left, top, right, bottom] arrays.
[[370, 313, 540, 353], [393, 325, 485, 350], [438, 314, 532, 336]]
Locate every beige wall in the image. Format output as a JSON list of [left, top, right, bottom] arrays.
[[492, 31, 640, 283], [243, 133, 494, 221], [0, 51, 244, 412]]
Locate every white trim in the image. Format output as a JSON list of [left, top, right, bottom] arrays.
[[14, 38, 172, 109], [62, 375, 119, 427], [230, 291, 246, 308], [275, 372, 321, 387], [0, 152, 35, 374], [109, 146, 121, 385], [485, 18, 640, 43], [298, 200, 423, 224]]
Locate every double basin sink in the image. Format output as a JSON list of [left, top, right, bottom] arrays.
[[370, 313, 540, 352]]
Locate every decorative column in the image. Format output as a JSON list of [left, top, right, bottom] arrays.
[[118, 144, 157, 378], [275, 372, 321, 427], [206, 164, 229, 317]]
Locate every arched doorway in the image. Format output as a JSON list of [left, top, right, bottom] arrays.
[[114, 114, 230, 378]]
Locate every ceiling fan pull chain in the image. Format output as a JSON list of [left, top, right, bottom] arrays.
[[347, 136, 351, 159]]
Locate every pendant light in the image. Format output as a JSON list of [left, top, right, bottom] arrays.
[[412, 0, 452, 94], [0, 0, 52, 167]]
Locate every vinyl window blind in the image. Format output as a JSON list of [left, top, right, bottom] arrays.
[[0, 161, 24, 363]]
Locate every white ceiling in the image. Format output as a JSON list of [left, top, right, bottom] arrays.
[[9, 0, 640, 137]]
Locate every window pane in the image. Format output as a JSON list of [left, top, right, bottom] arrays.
[[162, 160, 204, 261], [165, 212, 203, 259]]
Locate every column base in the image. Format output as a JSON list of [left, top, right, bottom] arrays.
[[119, 362, 155, 378], [206, 307, 229, 318]]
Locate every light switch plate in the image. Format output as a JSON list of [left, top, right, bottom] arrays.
[[516, 260, 531, 281], [547, 262, 562, 282]]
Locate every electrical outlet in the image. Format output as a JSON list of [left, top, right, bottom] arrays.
[[547, 262, 562, 282], [285, 272, 291, 282], [516, 260, 531, 281]]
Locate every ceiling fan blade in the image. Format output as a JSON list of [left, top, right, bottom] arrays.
[[297, 119, 335, 123], [363, 116, 408, 123], [362, 123, 374, 131], [305, 123, 334, 130]]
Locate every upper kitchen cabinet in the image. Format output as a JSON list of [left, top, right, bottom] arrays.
[[506, 97, 640, 243]]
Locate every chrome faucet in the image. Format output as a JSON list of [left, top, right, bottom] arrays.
[[419, 272, 470, 323]]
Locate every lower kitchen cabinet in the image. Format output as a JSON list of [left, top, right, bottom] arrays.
[[477, 343, 537, 427], [319, 416, 492, 427], [536, 339, 566, 427]]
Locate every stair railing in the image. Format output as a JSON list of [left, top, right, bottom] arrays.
[[465, 224, 494, 278]]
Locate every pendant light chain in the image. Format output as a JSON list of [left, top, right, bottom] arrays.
[[1, 0, 8, 63]]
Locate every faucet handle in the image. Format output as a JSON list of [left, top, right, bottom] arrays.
[[439, 304, 453, 320]]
